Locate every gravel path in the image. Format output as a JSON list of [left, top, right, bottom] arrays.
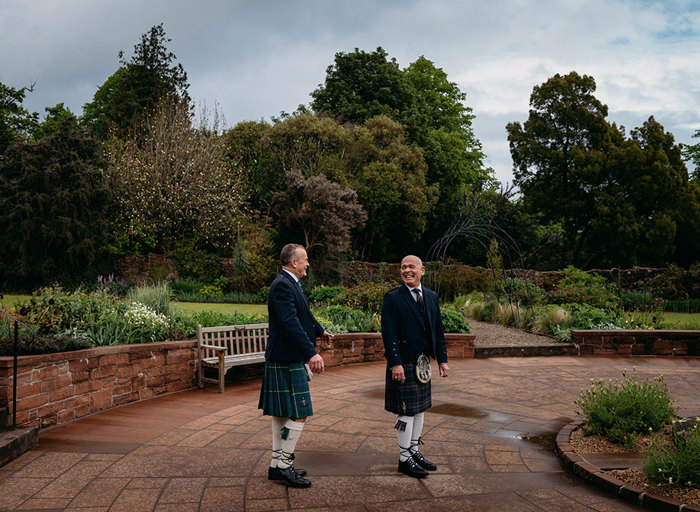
[[469, 318, 559, 346]]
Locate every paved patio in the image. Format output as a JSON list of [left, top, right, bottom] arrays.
[[1, 356, 699, 511]]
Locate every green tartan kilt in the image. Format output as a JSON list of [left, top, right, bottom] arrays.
[[385, 361, 432, 416], [258, 361, 313, 419]]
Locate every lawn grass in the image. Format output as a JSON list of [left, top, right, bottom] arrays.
[[0, 294, 31, 307], [170, 301, 267, 316], [659, 312, 700, 329]]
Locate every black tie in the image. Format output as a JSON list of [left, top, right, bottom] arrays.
[[412, 288, 423, 306]]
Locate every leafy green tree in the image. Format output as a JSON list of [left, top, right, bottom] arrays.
[[30, 103, 79, 141], [310, 47, 412, 124], [402, 57, 490, 236], [507, 72, 610, 266], [224, 120, 278, 212], [345, 116, 436, 260], [0, 82, 38, 154], [0, 120, 113, 288], [82, 24, 190, 139], [681, 129, 700, 183], [106, 96, 242, 253], [311, 48, 491, 250]]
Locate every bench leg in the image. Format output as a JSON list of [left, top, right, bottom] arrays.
[[197, 349, 203, 389], [218, 354, 225, 393]]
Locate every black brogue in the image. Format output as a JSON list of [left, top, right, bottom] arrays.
[[412, 451, 437, 471], [398, 458, 428, 478]]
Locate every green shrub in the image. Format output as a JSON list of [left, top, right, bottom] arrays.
[[307, 286, 346, 305], [440, 308, 471, 333], [503, 277, 546, 306], [343, 282, 393, 314], [550, 266, 619, 308], [128, 282, 173, 317], [198, 285, 223, 297], [532, 305, 571, 335], [172, 244, 222, 283], [0, 332, 90, 356], [575, 371, 676, 450], [17, 286, 120, 334], [644, 419, 700, 488], [171, 279, 205, 294], [177, 310, 267, 333], [312, 305, 379, 332]]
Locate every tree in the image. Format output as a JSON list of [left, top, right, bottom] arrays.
[[273, 170, 366, 255], [0, 82, 38, 154], [82, 24, 189, 139], [30, 103, 79, 141], [345, 116, 436, 260], [0, 119, 112, 288], [106, 96, 243, 252], [310, 47, 412, 124], [682, 129, 700, 183], [507, 72, 610, 266], [403, 56, 491, 235], [311, 49, 491, 250]]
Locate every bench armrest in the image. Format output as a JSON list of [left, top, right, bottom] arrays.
[[199, 344, 228, 353]]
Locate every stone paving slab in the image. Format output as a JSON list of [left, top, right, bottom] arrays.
[[0, 356, 698, 511]]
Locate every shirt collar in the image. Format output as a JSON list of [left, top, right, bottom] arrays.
[[404, 283, 423, 293], [282, 268, 299, 283]]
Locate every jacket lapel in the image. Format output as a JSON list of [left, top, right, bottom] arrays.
[[280, 271, 311, 313]]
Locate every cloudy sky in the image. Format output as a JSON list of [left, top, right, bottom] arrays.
[[2, 0, 698, 183]]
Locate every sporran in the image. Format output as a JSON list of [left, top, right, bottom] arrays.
[[415, 354, 431, 383]]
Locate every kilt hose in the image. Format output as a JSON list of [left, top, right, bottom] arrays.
[[385, 361, 432, 416], [258, 361, 313, 419]]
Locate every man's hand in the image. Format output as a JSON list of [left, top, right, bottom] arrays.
[[439, 363, 449, 378], [308, 353, 325, 374], [319, 331, 333, 350], [391, 364, 405, 384]]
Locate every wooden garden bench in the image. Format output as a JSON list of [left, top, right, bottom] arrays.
[[196, 323, 269, 393]]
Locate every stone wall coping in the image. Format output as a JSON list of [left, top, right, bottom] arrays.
[[0, 340, 197, 368]]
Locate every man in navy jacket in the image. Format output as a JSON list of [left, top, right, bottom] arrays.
[[382, 255, 449, 478], [258, 244, 331, 488]]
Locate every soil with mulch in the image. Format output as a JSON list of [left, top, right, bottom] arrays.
[[570, 425, 700, 507]]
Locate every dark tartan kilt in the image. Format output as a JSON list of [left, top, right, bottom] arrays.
[[258, 361, 313, 419], [385, 361, 432, 416]]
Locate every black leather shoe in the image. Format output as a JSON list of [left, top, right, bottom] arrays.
[[398, 458, 428, 478], [268, 466, 307, 480], [412, 451, 437, 471], [275, 466, 312, 487]]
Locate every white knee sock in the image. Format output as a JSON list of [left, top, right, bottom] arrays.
[[278, 419, 305, 469], [270, 416, 286, 468], [410, 412, 425, 455], [396, 415, 414, 462]]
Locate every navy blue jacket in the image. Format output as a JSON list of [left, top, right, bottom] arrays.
[[265, 270, 324, 362], [381, 285, 447, 368]]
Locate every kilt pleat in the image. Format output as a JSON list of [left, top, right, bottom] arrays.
[[258, 361, 313, 418], [385, 362, 432, 415]]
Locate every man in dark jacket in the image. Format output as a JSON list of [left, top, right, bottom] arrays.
[[382, 255, 449, 478], [258, 244, 332, 488]]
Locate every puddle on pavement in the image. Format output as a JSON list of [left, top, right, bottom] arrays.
[[365, 389, 385, 400], [426, 403, 489, 419], [427, 403, 512, 423]]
